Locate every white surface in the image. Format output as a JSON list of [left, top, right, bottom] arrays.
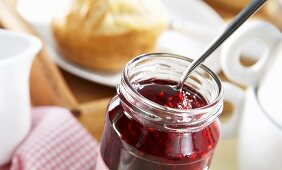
[[238, 88, 282, 170], [17, 0, 224, 87], [258, 41, 282, 126], [0, 29, 41, 165]]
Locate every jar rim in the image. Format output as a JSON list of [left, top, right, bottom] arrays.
[[121, 53, 223, 116]]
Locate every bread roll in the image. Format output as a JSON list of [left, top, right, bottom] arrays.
[[52, 0, 167, 72]]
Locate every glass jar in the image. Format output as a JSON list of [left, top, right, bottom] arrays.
[[96, 53, 223, 170]]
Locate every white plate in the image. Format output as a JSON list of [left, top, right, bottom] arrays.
[[17, 0, 224, 87]]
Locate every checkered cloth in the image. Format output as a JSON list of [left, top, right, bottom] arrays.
[[1, 107, 99, 170]]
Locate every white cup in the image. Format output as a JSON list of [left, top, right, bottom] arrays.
[[0, 29, 41, 165], [221, 20, 282, 170]]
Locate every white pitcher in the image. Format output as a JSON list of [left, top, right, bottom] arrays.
[[0, 29, 41, 165], [221, 20, 282, 170]]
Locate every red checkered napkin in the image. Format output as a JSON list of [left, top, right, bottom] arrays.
[[3, 107, 99, 170]]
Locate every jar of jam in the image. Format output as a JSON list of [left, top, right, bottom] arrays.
[[96, 53, 223, 170]]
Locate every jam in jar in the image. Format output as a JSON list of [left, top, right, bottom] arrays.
[[96, 53, 223, 170]]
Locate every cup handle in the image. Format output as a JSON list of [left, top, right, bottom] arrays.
[[220, 82, 245, 139], [221, 20, 281, 86]]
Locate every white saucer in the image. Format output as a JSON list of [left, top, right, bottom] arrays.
[[17, 0, 224, 87]]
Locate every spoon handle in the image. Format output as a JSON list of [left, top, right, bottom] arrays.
[[178, 0, 268, 89]]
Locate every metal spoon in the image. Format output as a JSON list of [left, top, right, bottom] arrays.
[[177, 0, 268, 90]]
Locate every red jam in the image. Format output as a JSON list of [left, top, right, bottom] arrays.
[[100, 79, 220, 170]]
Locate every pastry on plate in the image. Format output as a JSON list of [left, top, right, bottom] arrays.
[[52, 0, 167, 72]]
